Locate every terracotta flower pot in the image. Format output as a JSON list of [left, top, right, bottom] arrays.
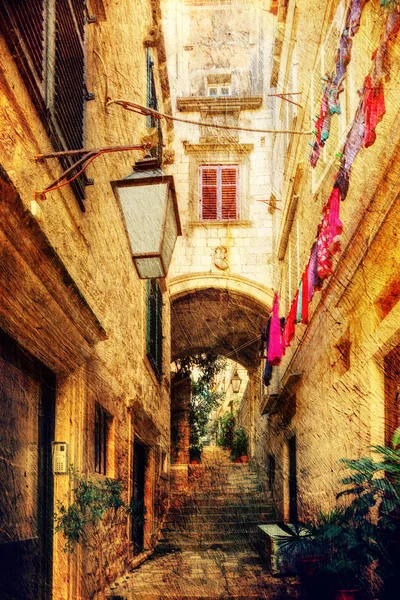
[[240, 455, 249, 463], [334, 590, 359, 600], [298, 556, 321, 578]]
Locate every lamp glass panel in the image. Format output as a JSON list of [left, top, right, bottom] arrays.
[[134, 257, 165, 279], [161, 192, 179, 272], [118, 183, 168, 254]]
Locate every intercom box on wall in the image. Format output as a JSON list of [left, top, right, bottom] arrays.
[[52, 442, 68, 474]]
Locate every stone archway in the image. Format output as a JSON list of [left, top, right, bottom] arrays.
[[169, 275, 273, 368], [169, 276, 272, 482]]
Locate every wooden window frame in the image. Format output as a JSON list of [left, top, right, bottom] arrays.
[[0, 0, 88, 210], [146, 47, 162, 159], [146, 279, 163, 380], [199, 164, 239, 221], [94, 402, 112, 476]]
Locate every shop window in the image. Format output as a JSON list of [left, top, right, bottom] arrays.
[[0, 0, 87, 209], [146, 279, 163, 379], [199, 165, 239, 221], [95, 403, 113, 475]]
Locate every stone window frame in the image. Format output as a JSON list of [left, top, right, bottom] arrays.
[[185, 143, 253, 226]]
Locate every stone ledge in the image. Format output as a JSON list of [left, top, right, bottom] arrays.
[[187, 220, 253, 228], [183, 141, 254, 155], [177, 96, 263, 112]]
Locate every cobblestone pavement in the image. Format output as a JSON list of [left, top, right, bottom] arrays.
[[108, 448, 299, 599], [108, 546, 299, 599]]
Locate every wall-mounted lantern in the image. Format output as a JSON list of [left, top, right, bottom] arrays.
[[231, 369, 242, 394], [111, 157, 181, 279]]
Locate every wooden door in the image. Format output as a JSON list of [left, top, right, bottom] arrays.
[[0, 330, 55, 600], [288, 435, 298, 523], [132, 441, 146, 552]]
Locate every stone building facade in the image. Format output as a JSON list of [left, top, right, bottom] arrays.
[[0, 1, 176, 598], [256, 0, 400, 522], [162, 0, 278, 471]]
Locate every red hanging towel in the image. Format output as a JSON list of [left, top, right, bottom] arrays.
[[283, 290, 298, 350], [301, 265, 309, 324], [267, 292, 283, 366], [364, 75, 385, 148]]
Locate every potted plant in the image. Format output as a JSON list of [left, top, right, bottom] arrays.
[[335, 427, 400, 598], [217, 412, 235, 450], [230, 426, 249, 463]]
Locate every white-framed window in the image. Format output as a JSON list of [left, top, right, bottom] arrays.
[[208, 84, 231, 97], [199, 165, 239, 220]]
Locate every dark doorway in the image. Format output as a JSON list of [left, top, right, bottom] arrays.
[[0, 329, 55, 600], [384, 345, 400, 445], [132, 440, 147, 552], [288, 435, 298, 523]]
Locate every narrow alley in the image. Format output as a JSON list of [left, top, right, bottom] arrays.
[[109, 447, 298, 599], [0, 0, 400, 599]]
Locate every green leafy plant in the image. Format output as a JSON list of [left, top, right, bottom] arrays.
[[217, 412, 235, 449], [230, 426, 249, 461], [55, 469, 130, 600], [175, 353, 226, 461]]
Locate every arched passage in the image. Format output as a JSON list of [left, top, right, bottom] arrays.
[[169, 275, 273, 369], [169, 277, 272, 479]]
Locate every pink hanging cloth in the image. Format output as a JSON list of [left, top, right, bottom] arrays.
[[317, 188, 343, 280], [267, 292, 283, 366], [363, 75, 385, 148]]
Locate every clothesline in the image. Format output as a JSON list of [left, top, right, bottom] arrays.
[[106, 99, 313, 136], [260, 2, 400, 386]]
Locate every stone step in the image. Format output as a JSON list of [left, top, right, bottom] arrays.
[[167, 503, 275, 513], [162, 516, 274, 529]]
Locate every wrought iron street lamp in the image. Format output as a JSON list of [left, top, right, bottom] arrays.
[[231, 369, 242, 394], [111, 158, 181, 279]]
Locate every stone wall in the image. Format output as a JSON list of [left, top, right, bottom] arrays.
[[0, 1, 174, 598], [264, 0, 400, 522]]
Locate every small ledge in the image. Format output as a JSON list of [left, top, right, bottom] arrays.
[[183, 142, 254, 155], [187, 220, 252, 228], [177, 96, 263, 112]]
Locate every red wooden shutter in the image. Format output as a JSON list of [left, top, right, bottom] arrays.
[[200, 167, 218, 220], [221, 166, 238, 220]]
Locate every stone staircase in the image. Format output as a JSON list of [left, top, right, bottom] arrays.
[[107, 447, 299, 599], [157, 446, 277, 552]]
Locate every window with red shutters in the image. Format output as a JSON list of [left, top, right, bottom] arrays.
[[199, 165, 239, 221]]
